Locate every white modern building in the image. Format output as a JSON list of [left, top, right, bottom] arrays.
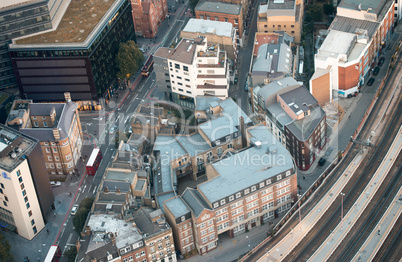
[[0, 124, 54, 240], [154, 36, 229, 108]]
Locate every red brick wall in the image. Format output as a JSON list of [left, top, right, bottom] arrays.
[[338, 63, 359, 90]]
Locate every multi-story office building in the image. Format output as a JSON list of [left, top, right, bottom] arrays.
[[252, 77, 326, 171], [194, 1, 243, 44], [163, 123, 297, 255], [0, 0, 71, 90], [154, 36, 230, 108], [130, 0, 168, 38], [0, 124, 54, 240], [310, 0, 395, 105], [180, 19, 238, 60], [257, 0, 303, 43], [6, 93, 83, 177], [7, 0, 136, 101]]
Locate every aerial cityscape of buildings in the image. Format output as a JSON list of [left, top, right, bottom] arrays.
[[0, 0, 401, 261]]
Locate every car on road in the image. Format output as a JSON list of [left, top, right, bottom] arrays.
[[234, 76, 238, 84], [128, 126, 133, 134], [367, 77, 375, 86], [373, 67, 380, 76], [71, 204, 79, 215], [318, 157, 326, 166], [50, 181, 61, 186], [109, 125, 117, 135], [378, 57, 385, 66]]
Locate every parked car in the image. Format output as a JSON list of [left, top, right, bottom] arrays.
[[71, 204, 79, 215], [318, 157, 326, 166], [373, 67, 380, 76], [50, 181, 61, 186], [367, 78, 375, 86], [234, 76, 238, 84], [378, 57, 385, 66]]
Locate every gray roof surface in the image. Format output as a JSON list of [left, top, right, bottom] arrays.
[[286, 106, 326, 141], [195, 0, 241, 15], [132, 208, 169, 235], [198, 98, 252, 141], [195, 97, 221, 111], [104, 170, 136, 183], [29, 103, 64, 117], [338, 0, 387, 16], [279, 86, 318, 115], [257, 77, 299, 108], [182, 188, 211, 217], [253, 43, 291, 75], [102, 180, 131, 193], [97, 192, 127, 203], [176, 133, 211, 157], [267, 103, 293, 126], [197, 124, 294, 203], [154, 135, 188, 158], [329, 16, 379, 39], [157, 192, 176, 212], [267, 0, 295, 10], [135, 179, 146, 191], [183, 19, 234, 38], [164, 197, 191, 219], [20, 101, 78, 141]]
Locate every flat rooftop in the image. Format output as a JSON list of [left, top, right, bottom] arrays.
[[195, 0, 241, 15], [267, 0, 295, 10], [16, 0, 118, 44], [182, 19, 234, 38], [319, 30, 356, 55], [0, 124, 38, 172], [338, 0, 387, 16], [0, 0, 32, 10], [169, 38, 197, 64]]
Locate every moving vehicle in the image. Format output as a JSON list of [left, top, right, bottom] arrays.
[[86, 148, 103, 175], [367, 78, 375, 86], [318, 157, 326, 166], [373, 66, 380, 76], [44, 245, 62, 262], [378, 57, 385, 66], [71, 204, 79, 215], [141, 55, 154, 77], [50, 181, 61, 186], [109, 125, 117, 135]]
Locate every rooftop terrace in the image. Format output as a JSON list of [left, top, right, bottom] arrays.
[[16, 0, 118, 44]]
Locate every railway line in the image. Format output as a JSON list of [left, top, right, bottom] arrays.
[[243, 54, 402, 262]]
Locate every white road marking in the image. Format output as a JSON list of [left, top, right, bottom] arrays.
[[67, 233, 73, 244], [93, 186, 97, 194], [60, 227, 65, 238]]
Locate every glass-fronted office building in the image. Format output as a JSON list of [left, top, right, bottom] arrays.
[[7, 0, 135, 101]]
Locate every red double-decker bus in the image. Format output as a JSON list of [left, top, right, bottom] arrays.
[[44, 245, 62, 262], [86, 148, 102, 175], [141, 55, 154, 77]]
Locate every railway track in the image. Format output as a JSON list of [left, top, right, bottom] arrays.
[[243, 54, 402, 262], [374, 215, 402, 262]]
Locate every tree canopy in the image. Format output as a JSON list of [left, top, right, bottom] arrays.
[[73, 197, 93, 233], [116, 40, 144, 80], [305, 5, 323, 23], [0, 232, 14, 262]]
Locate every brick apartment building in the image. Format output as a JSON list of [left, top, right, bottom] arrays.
[[163, 123, 297, 255], [195, 1, 244, 44], [310, 0, 395, 105], [130, 0, 168, 38], [257, 0, 303, 43], [252, 77, 326, 171], [6, 93, 83, 178]]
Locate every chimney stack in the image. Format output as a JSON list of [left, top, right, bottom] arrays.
[[53, 128, 60, 140], [64, 92, 72, 102]]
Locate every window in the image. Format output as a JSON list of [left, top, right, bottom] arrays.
[[20, 183, 25, 190], [43, 122, 48, 127], [229, 195, 234, 201], [260, 182, 265, 188], [217, 147, 223, 155], [234, 19, 238, 24], [291, 25, 294, 28], [236, 192, 241, 198], [0, 183, 4, 189], [24, 196, 28, 203], [31, 219, 35, 225], [200, 15, 204, 19], [244, 189, 250, 195], [209, 234, 215, 240], [33, 226, 37, 234], [224, 18, 228, 22], [207, 220, 213, 226], [22, 190, 26, 196], [175, 63, 180, 69], [251, 186, 256, 192], [183, 66, 189, 71], [47, 156, 52, 161], [28, 210, 32, 217], [45, 148, 50, 153], [26, 202, 30, 209], [34, 122, 38, 127], [55, 156, 59, 161], [277, 174, 282, 180], [201, 237, 208, 243], [3, 201, 7, 206], [213, 202, 219, 208], [220, 199, 226, 205], [291, 31, 295, 34], [158, 244, 163, 250]]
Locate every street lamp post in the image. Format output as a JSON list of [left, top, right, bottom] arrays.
[[297, 194, 302, 229], [340, 192, 345, 229]]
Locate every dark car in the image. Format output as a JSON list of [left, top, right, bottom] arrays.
[[318, 157, 326, 166], [234, 76, 238, 84], [378, 57, 385, 66], [367, 78, 375, 86], [373, 67, 380, 76]]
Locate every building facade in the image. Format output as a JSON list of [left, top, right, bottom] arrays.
[[7, 0, 136, 102], [0, 124, 54, 240], [195, 1, 244, 44], [154, 36, 230, 108], [0, 0, 71, 90], [257, 0, 303, 43], [310, 0, 395, 105], [130, 0, 168, 38], [6, 93, 83, 178]]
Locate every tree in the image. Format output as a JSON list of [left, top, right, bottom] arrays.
[[323, 3, 335, 16], [116, 40, 144, 80], [189, 0, 199, 10], [305, 5, 323, 23], [63, 246, 77, 262], [73, 197, 93, 233], [0, 232, 14, 262]]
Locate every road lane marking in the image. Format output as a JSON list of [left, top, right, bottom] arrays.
[[93, 186, 97, 194], [67, 233, 73, 244]]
